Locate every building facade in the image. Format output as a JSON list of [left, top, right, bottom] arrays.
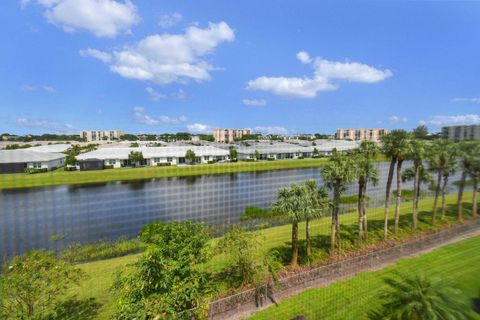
[[0, 150, 66, 174], [442, 125, 480, 142], [213, 128, 251, 143], [80, 130, 124, 142], [335, 128, 388, 142]]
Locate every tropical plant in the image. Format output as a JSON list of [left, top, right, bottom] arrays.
[[185, 149, 197, 164], [254, 150, 261, 160], [353, 141, 379, 241], [456, 142, 480, 221], [303, 180, 329, 256], [370, 274, 475, 320], [321, 149, 356, 252], [0, 250, 85, 320], [128, 151, 144, 167], [468, 146, 480, 217], [381, 130, 411, 236], [229, 147, 238, 161]]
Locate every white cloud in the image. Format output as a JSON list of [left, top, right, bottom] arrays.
[[159, 12, 182, 28], [388, 115, 408, 123], [33, 0, 139, 38], [242, 99, 267, 107], [83, 21, 234, 85], [132, 107, 187, 125], [20, 0, 31, 8], [171, 89, 186, 100], [247, 51, 392, 98], [451, 97, 480, 104], [15, 117, 76, 133], [21, 84, 56, 93], [251, 126, 290, 135], [145, 86, 167, 101], [187, 123, 211, 133], [79, 48, 112, 63], [422, 114, 480, 127]]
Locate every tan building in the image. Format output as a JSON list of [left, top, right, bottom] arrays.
[[80, 130, 124, 142], [213, 128, 251, 143], [336, 128, 388, 142], [442, 125, 480, 142]]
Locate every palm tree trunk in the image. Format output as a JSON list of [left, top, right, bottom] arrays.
[[291, 221, 299, 267], [472, 177, 478, 217], [441, 174, 449, 220], [362, 183, 368, 241], [432, 170, 442, 224], [394, 160, 404, 233], [331, 186, 341, 253], [306, 218, 311, 256], [457, 171, 467, 221], [383, 158, 396, 238], [412, 166, 421, 230], [358, 181, 364, 241]]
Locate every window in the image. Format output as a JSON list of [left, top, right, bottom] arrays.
[[32, 162, 42, 168], [167, 157, 173, 162], [154, 158, 160, 163], [108, 160, 116, 165], [204, 156, 209, 161]]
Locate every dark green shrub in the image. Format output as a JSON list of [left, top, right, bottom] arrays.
[[103, 165, 114, 169], [157, 163, 171, 167], [24, 168, 48, 174], [60, 239, 144, 263]]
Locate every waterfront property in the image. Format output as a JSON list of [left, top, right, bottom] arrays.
[[80, 130, 124, 142], [0, 149, 66, 174], [213, 128, 251, 143], [335, 128, 388, 142], [76, 145, 230, 170], [442, 124, 480, 142]]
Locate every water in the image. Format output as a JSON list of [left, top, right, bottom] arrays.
[[0, 162, 464, 258]]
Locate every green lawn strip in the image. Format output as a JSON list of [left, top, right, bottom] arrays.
[[249, 235, 480, 320], [0, 157, 387, 190], [73, 191, 476, 319]]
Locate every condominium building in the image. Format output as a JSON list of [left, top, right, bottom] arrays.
[[213, 128, 251, 143], [80, 130, 124, 142], [335, 128, 388, 142], [442, 125, 480, 142]]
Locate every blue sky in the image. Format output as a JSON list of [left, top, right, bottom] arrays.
[[1, 0, 479, 135]]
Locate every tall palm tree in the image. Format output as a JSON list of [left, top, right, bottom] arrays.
[[303, 180, 329, 256], [428, 139, 455, 223], [457, 142, 479, 221], [468, 148, 480, 217], [381, 130, 410, 237], [440, 145, 458, 220], [272, 183, 306, 268], [353, 141, 379, 241], [321, 149, 356, 253], [371, 274, 475, 320]]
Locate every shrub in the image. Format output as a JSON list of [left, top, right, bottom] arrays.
[[64, 166, 77, 171], [297, 156, 305, 159], [60, 238, 144, 263], [207, 160, 215, 164], [267, 157, 275, 161], [240, 206, 276, 221], [157, 162, 171, 167], [24, 168, 48, 174], [242, 158, 255, 162], [103, 165, 114, 169]]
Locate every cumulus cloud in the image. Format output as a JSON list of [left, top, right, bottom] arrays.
[[158, 12, 182, 28], [421, 114, 480, 127], [187, 123, 211, 133], [145, 87, 186, 101], [21, 84, 56, 93], [451, 97, 480, 104], [79, 48, 112, 63], [251, 126, 290, 135], [242, 99, 267, 107], [30, 0, 139, 37], [132, 107, 187, 125], [388, 115, 408, 123], [15, 117, 76, 133], [247, 51, 392, 98], [81, 21, 234, 85]]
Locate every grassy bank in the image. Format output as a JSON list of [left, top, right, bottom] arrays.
[[70, 191, 477, 319], [250, 235, 480, 320], [0, 158, 332, 189]]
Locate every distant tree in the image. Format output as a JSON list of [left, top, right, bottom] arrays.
[[102, 136, 109, 141], [370, 274, 475, 320], [254, 150, 261, 160], [128, 151, 144, 167], [65, 154, 77, 166], [229, 147, 238, 161], [315, 133, 330, 139], [175, 132, 192, 141], [0, 251, 84, 320], [312, 148, 320, 158], [199, 134, 214, 142], [185, 149, 197, 164], [412, 125, 429, 140], [129, 142, 139, 148], [120, 134, 138, 141]]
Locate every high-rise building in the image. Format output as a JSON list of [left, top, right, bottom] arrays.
[[213, 128, 251, 143], [80, 130, 124, 142], [336, 128, 388, 142], [442, 125, 480, 142]]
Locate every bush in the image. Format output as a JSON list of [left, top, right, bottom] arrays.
[[297, 156, 305, 159], [60, 238, 144, 263], [242, 158, 256, 162], [157, 162, 171, 167], [240, 206, 276, 221], [64, 166, 77, 171], [24, 168, 48, 174], [207, 160, 215, 164], [267, 157, 275, 161], [103, 165, 114, 169]]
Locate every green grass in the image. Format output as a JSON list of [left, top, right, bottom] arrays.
[[71, 191, 477, 319], [0, 158, 332, 189], [249, 235, 480, 320]]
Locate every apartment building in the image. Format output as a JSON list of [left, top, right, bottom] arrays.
[[336, 128, 388, 142], [213, 128, 251, 143], [80, 130, 124, 142], [442, 125, 480, 142]]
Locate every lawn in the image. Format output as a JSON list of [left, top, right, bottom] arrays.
[[0, 158, 332, 189], [71, 191, 477, 320], [249, 235, 480, 320]]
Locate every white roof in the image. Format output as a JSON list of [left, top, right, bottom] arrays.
[[236, 140, 360, 154], [28, 144, 71, 153], [76, 146, 229, 160], [0, 150, 66, 163]]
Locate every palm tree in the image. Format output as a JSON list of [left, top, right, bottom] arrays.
[[303, 180, 329, 256], [468, 148, 480, 217], [321, 149, 356, 253], [381, 130, 410, 237], [427, 139, 455, 223], [272, 183, 306, 268], [457, 142, 479, 221], [440, 145, 458, 220], [353, 141, 379, 241], [371, 274, 475, 320]]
